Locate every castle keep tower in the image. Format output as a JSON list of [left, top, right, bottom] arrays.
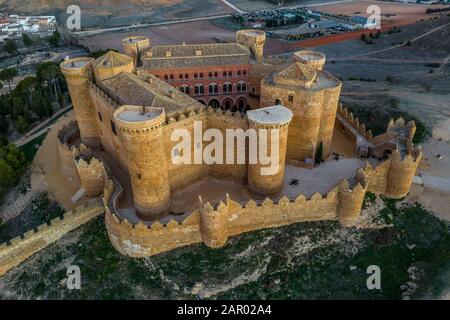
[[122, 36, 150, 67], [247, 106, 293, 195], [60, 57, 100, 148], [260, 51, 341, 164], [236, 29, 266, 62], [113, 105, 171, 220]]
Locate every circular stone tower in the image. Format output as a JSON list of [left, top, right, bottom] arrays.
[[247, 106, 293, 196], [122, 36, 150, 66], [294, 51, 326, 71], [60, 57, 100, 148], [236, 29, 266, 62], [113, 105, 171, 220]]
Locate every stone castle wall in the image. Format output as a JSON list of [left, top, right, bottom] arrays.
[[0, 199, 104, 276], [104, 147, 420, 257], [336, 105, 418, 159]]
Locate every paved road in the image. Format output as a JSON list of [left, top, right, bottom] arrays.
[[420, 175, 450, 194], [72, 14, 233, 37]]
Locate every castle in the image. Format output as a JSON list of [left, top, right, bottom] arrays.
[[53, 30, 421, 258]]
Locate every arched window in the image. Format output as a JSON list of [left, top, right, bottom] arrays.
[[195, 85, 202, 95], [209, 84, 218, 94], [228, 71, 232, 77], [223, 71, 227, 77], [179, 74, 183, 80], [180, 85, 190, 95], [223, 83, 232, 93], [208, 72, 213, 79], [169, 74, 174, 81], [237, 70, 241, 76], [164, 75, 168, 80], [199, 73, 204, 79], [214, 72, 218, 78], [185, 73, 189, 79], [237, 82, 247, 93], [243, 70, 247, 76], [194, 73, 198, 79]]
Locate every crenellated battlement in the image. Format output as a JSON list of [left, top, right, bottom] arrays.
[[73, 144, 106, 198], [0, 199, 104, 276], [337, 104, 373, 141]]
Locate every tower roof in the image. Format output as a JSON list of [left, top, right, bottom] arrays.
[[276, 62, 317, 83], [93, 51, 133, 69]]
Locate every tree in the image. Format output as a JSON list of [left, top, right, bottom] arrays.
[[315, 141, 324, 165], [14, 76, 39, 108], [0, 67, 18, 92], [36, 62, 63, 99], [15, 115, 29, 134], [0, 117, 8, 134], [49, 30, 61, 46], [3, 39, 17, 54], [58, 93, 65, 109], [0, 159, 15, 189], [22, 33, 33, 47], [4, 143, 26, 170]]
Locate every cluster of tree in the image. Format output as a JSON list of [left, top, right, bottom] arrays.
[[360, 31, 381, 44], [0, 62, 68, 136], [425, 7, 450, 14], [49, 30, 61, 46], [0, 139, 27, 198]]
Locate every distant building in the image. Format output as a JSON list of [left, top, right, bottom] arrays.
[[351, 16, 377, 29]]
